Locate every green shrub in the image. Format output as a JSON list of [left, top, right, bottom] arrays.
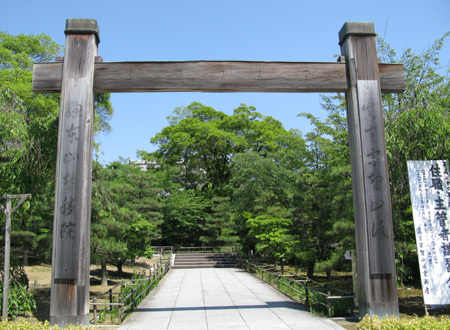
[[307, 290, 328, 315], [329, 297, 352, 317], [0, 320, 89, 329], [243, 261, 353, 317], [95, 267, 166, 325], [358, 315, 450, 329], [0, 266, 36, 318]]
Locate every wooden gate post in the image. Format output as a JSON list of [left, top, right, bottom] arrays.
[[339, 22, 399, 317], [49, 19, 98, 326]]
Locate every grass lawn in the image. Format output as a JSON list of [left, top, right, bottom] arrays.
[[19, 257, 159, 326]]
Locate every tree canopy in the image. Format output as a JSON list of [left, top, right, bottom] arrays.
[[0, 31, 114, 263]]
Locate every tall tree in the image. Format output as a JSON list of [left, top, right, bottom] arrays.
[[148, 102, 294, 195], [291, 34, 450, 281], [0, 31, 114, 263], [247, 213, 296, 272], [289, 95, 354, 278], [91, 160, 162, 279], [380, 33, 450, 283], [146, 102, 300, 246], [0, 32, 62, 263], [200, 196, 239, 246], [159, 189, 208, 246]]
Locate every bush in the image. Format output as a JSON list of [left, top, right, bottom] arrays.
[[358, 315, 450, 329], [121, 271, 161, 312], [0, 320, 89, 329], [0, 266, 36, 318], [94, 267, 167, 325]]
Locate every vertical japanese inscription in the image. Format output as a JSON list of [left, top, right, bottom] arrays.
[[357, 80, 393, 274], [54, 101, 84, 279], [429, 162, 450, 291], [408, 160, 450, 305], [49, 20, 98, 325]]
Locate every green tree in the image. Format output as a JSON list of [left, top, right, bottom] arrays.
[[0, 87, 29, 195], [149, 102, 295, 195], [91, 160, 162, 278], [159, 190, 208, 246], [107, 160, 164, 237], [229, 144, 304, 252], [0, 31, 61, 263], [294, 95, 354, 278], [293, 34, 450, 282], [293, 149, 352, 278], [150, 102, 240, 193], [380, 33, 450, 284], [200, 196, 239, 246], [247, 213, 296, 271], [0, 31, 114, 263], [147, 102, 300, 247], [230, 147, 301, 215]]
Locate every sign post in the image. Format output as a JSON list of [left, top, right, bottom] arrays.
[[0, 194, 31, 320], [49, 18, 98, 326], [339, 22, 399, 317]]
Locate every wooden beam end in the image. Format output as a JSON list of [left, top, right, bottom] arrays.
[[65, 18, 100, 44], [339, 22, 376, 45]]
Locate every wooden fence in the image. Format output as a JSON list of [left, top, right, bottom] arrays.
[[89, 247, 354, 325], [242, 261, 355, 317], [90, 258, 171, 325]]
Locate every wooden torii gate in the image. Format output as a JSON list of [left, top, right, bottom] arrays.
[[33, 19, 405, 326]]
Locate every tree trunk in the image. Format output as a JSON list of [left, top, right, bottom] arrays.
[[307, 261, 315, 279], [117, 261, 124, 276], [101, 260, 108, 286], [326, 268, 331, 282], [23, 250, 29, 266]]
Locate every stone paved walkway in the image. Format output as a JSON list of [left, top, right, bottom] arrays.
[[119, 268, 345, 330]]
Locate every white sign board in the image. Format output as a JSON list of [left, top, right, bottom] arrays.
[[407, 160, 450, 305]]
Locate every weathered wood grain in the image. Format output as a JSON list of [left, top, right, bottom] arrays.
[[32, 61, 405, 94], [340, 22, 399, 318], [50, 26, 97, 326]]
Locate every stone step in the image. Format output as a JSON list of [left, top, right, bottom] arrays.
[[174, 256, 237, 261], [171, 264, 239, 269], [174, 253, 237, 257], [174, 260, 237, 265], [172, 252, 238, 269], [174, 258, 237, 263]]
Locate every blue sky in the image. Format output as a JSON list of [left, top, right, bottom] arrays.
[[1, 1, 449, 164]]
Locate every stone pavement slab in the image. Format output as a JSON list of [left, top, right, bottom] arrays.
[[119, 268, 345, 330]]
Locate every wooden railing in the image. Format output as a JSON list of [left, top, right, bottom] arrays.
[[150, 245, 173, 257], [173, 246, 238, 254], [90, 247, 353, 324], [242, 261, 355, 317], [90, 258, 171, 325]]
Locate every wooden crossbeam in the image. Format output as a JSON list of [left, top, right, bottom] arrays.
[[33, 61, 405, 94], [0, 194, 31, 214]]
